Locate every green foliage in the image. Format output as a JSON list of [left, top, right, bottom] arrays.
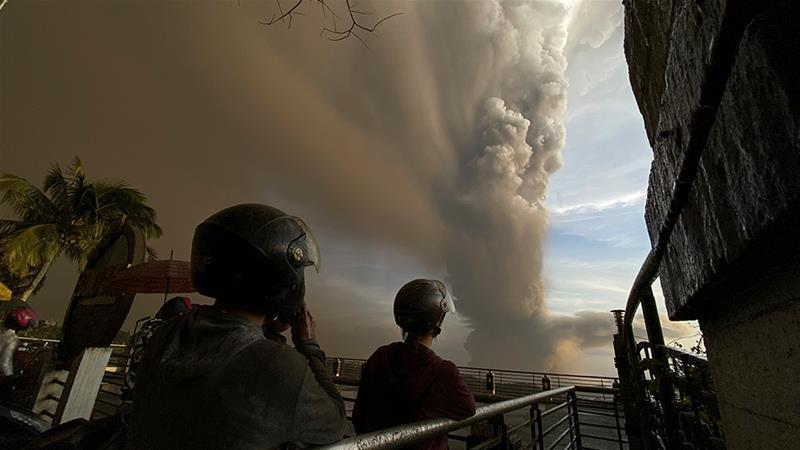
[[17, 321, 62, 340], [672, 334, 706, 356], [0, 157, 163, 300], [0, 253, 38, 295]]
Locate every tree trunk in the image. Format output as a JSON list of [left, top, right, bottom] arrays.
[[18, 254, 56, 302]]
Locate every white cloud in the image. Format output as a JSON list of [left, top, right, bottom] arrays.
[[551, 191, 646, 216]]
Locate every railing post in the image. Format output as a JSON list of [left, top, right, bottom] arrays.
[[333, 358, 341, 378], [569, 390, 582, 449], [566, 395, 575, 448], [641, 286, 679, 448], [534, 402, 544, 450], [612, 310, 648, 450], [530, 403, 538, 449], [499, 418, 509, 450], [612, 386, 624, 450]]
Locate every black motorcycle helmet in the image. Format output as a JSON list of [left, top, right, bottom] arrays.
[[394, 279, 453, 337], [191, 204, 320, 318]]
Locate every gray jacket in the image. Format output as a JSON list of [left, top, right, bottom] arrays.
[[126, 306, 345, 449]]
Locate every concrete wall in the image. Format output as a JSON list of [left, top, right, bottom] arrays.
[[700, 264, 800, 449], [624, 1, 800, 447]]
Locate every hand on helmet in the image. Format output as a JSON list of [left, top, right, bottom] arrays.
[[291, 304, 316, 346]]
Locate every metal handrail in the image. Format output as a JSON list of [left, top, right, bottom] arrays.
[[330, 356, 618, 382], [18, 336, 129, 349], [318, 386, 575, 450], [15, 338, 623, 446]]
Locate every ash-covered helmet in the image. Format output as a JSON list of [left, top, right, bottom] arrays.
[[191, 204, 320, 316], [394, 279, 453, 336]]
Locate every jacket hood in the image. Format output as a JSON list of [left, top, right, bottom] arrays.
[[147, 305, 265, 382]]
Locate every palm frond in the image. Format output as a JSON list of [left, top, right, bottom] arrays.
[[72, 184, 99, 223], [0, 219, 24, 238], [65, 235, 104, 268], [62, 220, 101, 260], [93, 180, 163, 238], [65, 158, 92, 220], [0, 175, 59, 224], [0, 224, 62, 277], [70, 157, 87, 202], [70, 157, 83, 174], [2, 159, 161, 276], [146, 246, 159, 261], [43, 163, 71, 213]]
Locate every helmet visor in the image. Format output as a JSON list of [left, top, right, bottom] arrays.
[[292, 217, 321, 273], [441, 288, 456, 314], [436, 282, 455, 329]]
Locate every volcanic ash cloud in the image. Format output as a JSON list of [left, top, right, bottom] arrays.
[[435, 1, 574, 368]]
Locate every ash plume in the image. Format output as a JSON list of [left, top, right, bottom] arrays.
[[429, 1, 574, 368], [1, 0, 627, 371]]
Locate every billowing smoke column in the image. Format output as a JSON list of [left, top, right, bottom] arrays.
[[265, 0, 602, 369], [283, 0, 599, 369], [434, 1, 573, 368]]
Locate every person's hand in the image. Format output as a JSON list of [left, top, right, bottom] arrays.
[[264, 316, 291, 334], [291, 304, 317, 346]]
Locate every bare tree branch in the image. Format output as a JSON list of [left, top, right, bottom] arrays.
[[318, 0, 338, 19], [258, 0, 401, 45], [259, 0, 304, 28]]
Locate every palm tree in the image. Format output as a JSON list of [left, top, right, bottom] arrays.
[[0, 157, 162, 301]]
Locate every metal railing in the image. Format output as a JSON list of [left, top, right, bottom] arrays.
[[328, 357, 619, 400], [93, 345, 130, 419], [16, 337, 130, 419], [320, 386, 580, 450], [16, 338, 628, 448], [329, 357, 627, 449]]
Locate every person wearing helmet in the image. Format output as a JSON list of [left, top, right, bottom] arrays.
[[0, 305, 37, 377], [126, 204, 344, 449], [352, 279, 476, 450]]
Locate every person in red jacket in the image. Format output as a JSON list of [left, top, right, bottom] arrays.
[[353, 279, 476, 450]]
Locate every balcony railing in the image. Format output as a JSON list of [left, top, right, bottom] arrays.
[[17, 337, 628, 448], [320, 386, 581, 450]]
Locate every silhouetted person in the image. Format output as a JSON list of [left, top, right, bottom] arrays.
[[126, 204, 345, 449], [353, 279, 476, 450], [0, 305, 37, 377]]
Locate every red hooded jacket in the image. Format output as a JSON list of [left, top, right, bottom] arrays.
[[352, 342, 476, 450]]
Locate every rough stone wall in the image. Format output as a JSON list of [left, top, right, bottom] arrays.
[[631, 1, 800, 320], [622, 0, 678, 145], [625, 1, 800, 447]]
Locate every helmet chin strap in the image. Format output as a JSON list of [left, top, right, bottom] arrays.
[[432, 311, 446, 337]]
